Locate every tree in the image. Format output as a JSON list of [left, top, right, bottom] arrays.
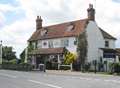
[[77, 30, 88, 71], [2, 46, 17, 62], [64, 49, 77, 65], [20, 43, 34, 63], [20, 49, 25, 63]]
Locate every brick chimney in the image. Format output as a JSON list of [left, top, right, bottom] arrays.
[[36, 16, 42, 30], [87, 4, 95, 21]]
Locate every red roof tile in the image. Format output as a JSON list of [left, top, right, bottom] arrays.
[[28, 19, 116, 41], [28, 19, 88, 41]]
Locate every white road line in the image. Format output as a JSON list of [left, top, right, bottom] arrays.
[[0, 73, 17, 78], [104, 79, 120, 84], [28, 80, 63, 88]]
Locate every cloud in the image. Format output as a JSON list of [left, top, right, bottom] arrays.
[[1, 0, 120, 57], [0, 3, 18, 13]]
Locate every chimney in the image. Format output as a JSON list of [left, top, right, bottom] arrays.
[[36, 16, 42, 30], [87, 4, 95, 21]]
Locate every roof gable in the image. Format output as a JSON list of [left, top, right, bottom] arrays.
[[99, 28, 116, 40]]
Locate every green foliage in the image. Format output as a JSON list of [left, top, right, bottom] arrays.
[[20, 43, 34, 63], [64, 49, 77, 65], [109, 62, 120, 74], [60, 66, 71, 70], [2, 46, 17, 61], [9, 59, 17, 64], [20, 49, 25, 63], [27, 43, 34, 52], [77, 30, 88, 70], [2, 62, 32, 71]]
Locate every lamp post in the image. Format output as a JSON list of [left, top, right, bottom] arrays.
[[0, 40, 2, 64]]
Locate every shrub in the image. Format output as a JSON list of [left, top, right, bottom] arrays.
[[109, 62, 120, 74], [2, 62, 32, 71], [60, 65, 71, 70]]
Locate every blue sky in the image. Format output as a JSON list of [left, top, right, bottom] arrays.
[[0, 0, 120, 57], [0, 0, 25, 25], [112, 0, 120, 3]]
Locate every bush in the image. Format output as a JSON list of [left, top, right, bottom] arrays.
[[60, 65, 71, 70], [109, 62, 120, 74], [2, 62, 32, 71]]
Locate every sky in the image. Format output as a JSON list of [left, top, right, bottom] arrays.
[[0, 0, 120, 58]]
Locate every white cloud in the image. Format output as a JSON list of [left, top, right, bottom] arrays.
[[0, 13, 5, 27], [1, 0, 120, 57], [0, 3, 19, 13]]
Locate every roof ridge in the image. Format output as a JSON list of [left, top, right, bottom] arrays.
[[43, 18, 88, 28], [99, 27, 116, 40]]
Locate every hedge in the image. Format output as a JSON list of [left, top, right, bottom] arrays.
[[1, 62, 33, 71], [109, 62, 120, 74]]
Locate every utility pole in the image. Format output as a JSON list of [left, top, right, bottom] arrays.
[[0, 40, 2, 65]]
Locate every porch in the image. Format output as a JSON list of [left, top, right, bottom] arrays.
[[28, 48, 65, 70]]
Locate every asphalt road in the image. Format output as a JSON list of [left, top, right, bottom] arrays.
[[0, 70, 120, 88]]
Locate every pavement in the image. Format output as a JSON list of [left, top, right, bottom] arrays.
[[46, 70, 113, 77], [0, 69, 120, 88]]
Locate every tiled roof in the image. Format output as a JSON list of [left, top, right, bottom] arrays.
[[28, 19, 116, 41], [29, 47, 65, 55], [28, 19, 88, 41], [99, 28, 116, 40]]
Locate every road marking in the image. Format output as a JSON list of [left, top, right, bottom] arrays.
[[28, 80, 63, 88], [104, 79, 120, 84], [0, 73, 17, 78]]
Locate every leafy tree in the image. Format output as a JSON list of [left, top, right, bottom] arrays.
[[77, 30, 88, 71], [64, 49, 77, 65], [27, 43, 34, 52], [20, 49, 25, 63], [2, 46, 17, 61], [20, 43, 34, 63]]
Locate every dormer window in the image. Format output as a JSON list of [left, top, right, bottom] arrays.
[[66, 24, 74, 32], [105, 41, 109, 47], [41, 29, 47, 36]]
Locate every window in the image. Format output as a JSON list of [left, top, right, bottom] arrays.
[[32, 42, 36, 49], [66, 25, 74, 32], [74, 40, 77, 45], [61, 39, 69, 47], [105, 41, 109, 47], [49, 41, 53, 48], [41, 29, 47, 36], [37, 41, 42, 48], [43, 42, 47, 46]]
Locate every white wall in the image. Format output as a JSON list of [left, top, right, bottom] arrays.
[[37, 37, 77, 53], [66, 37, 77, 54], [104, 39, 115, 49], [86, 21, 105, 62]]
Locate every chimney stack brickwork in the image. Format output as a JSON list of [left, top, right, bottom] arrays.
[[36, 16, 42, 30], [87, 4, 95, 21]]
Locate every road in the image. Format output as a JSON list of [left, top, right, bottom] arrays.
[[0, 70, 120, 88]]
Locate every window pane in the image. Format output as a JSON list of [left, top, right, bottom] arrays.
[[49, 41, 53, 48], [105, 41, 109, 47]]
